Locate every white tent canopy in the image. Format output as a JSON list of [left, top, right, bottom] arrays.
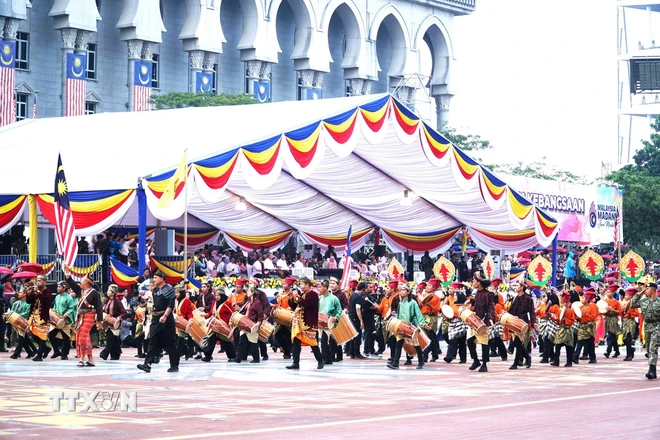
[[0, 94, 558, 254]]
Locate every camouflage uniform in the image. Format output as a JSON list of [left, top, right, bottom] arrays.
[[631, 294, 660, 366]]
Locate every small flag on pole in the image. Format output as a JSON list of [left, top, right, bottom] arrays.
[[613, 213, 621, 249], [53, 154, 78, 268], [158, 153, 188, 208], [32, 94, 37, 119], [339, 225, 353, 290]]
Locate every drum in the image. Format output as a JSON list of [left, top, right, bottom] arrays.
[[318, 313, 330, 329], [49, 309, 65, 329], [572, 302, 583, 319], [175, 315, 189, 332], [258, 321, 274, 343], [498, 312, 529, 335], [441, 304, 455, 319], [458, 307, 487, 335], [206, 316, 233, 340], [186, 319, 208, 349], [6, 311, 29, 332], [135, 307, 146, 322], [386, 317, 419, 340], [230, 312, 258, 334], [271, 306, 294, 327], [417, 329, 431, 351], [331, 312, 358, 344], [103, 313, 121, 330], [597, 300, 609, 315]]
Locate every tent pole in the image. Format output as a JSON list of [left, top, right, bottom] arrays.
[[551, 235, 558, 287], [28, 195, 38, 263], [183, 149, 188, 283], [137, 182, 147, 274]]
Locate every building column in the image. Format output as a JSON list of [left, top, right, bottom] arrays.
[[298, 69, 324, 100], [434, 93, 453, 130], [245, 60, 271, 103], [60, 28, 77, 116], [126, 40, 143, 111], [189, 50, 204, 93], [346, 78, 372, 96]]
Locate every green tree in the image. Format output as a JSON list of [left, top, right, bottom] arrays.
[[488, 158, 589, 184], [440, 126, 492, 152], [151, 92, 257, 109], [607, 116, 660, 258]]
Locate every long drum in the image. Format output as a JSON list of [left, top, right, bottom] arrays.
[[331, 312, 358, 344], [318, 313, 330, 330], [571, 302, 583, 319], [458, 307, 487, 335], [271, 306, 294, 327], [187, 319, 208, 349], [102, 313, 121, 330], [441, 304, 455, 319], [206, 316, 233, 341], [231, 312, 258, 334], [258, 321, 274, 343], [6, 311, 29, 332], [175, 315, 189, 332], [498, 312, 529, 335], [49, 309, 65, 329], [386, 317, 420, 341]]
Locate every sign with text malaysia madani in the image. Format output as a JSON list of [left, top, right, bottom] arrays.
[[501, 175, 622, 245]]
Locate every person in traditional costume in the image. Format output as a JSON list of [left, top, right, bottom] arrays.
[[318, 279, 342, 365], [573, 288, 598, 364], [603, 284, 623, 358], [287, 277, 324, 370], [621, 286, 640, 361], [25, 274, 53, 361], [137, 270, 179, 373], [99, 284, 127, 360], [65, 271, 103, 367], [552, 291, 576, 367], [8, 287, 37, 359], [466, 271, 494, 373], [48, 280, 77, 360], [386, 284, 426, 370]]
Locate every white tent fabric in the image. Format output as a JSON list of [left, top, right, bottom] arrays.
[[0, 94, 559, 254]]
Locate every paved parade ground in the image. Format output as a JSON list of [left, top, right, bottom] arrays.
[[0, 345, 659, 440]]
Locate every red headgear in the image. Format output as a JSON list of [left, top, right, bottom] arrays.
[[235, 278, 248, 287], [428, 278, 441, 289], [388, 280, 399, 290], [284, 277, 297, 286]]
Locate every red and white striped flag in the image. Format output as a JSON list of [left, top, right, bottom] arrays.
[[54, 154, 78, 268], [0, 40, 16, 127], [65, 53, 86, 116], [339, 225, 353, 290], [32, 94, 37, 119], [133, 60, 152, 111]]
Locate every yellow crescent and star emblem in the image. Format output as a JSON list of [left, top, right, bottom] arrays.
[[57, 179, 68, 197], [138, 63, 150, 85], [200, 75, 211, 93], [1, 43, 14, 66], [71, 56, 84, 78]]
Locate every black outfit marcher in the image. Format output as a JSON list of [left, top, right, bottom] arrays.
[[142, 284, 178, 371], [348, 291, 364, 357], [467, 288, 494, 372], [508, 293, 535, 369]]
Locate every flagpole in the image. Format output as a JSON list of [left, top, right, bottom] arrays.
[[616, 203, 622, 285], [183, 149, 188, 283]]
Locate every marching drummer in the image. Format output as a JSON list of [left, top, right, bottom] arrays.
[[48, 280, 77, 361], [507, 283, 535, 369], [8, 287, 37, 359], [466, 271, 494, 373], [318, 279, 342, 365], [231, 284, 263, 364], [573, 288, 599, 365], [386, 284, 426, 370], [552, 291, 576, 367]]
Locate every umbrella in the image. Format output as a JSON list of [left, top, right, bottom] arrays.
[[11, 271, 38, 280], [517, 250, 533, 259], [601, 254, 613, 259], [0, 267, 14, 275], [608, 263, 619, 269], [18, 262, 42, 273], [605, 276, 617, 283], [556, 246, 567, 253], [466, 249, 478, 254]]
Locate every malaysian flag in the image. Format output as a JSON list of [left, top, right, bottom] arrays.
[[54, 154, 78, 268], [0, 40, 16, 127], [339, 225, 353, 290], [65, 53, 86, 116], [133, 60, 152, 111], [32, 94, 37, 119]]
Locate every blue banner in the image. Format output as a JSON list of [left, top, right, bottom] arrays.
[[66, 53, 87, 80], [134, 60, 152, 87], [0, 41, 16, 69], [254, 81, 270, 103], [196, 72, 213, 94], [306, 88, 322, 100]]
